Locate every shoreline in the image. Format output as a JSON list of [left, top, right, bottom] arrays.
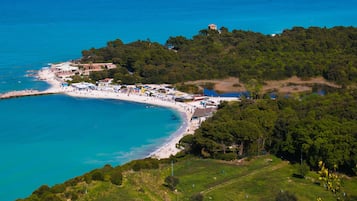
[[37, 67, 238, 160], [65, 89, 195, 159], [147, 109, 190, 159], [38, 67, 199, 159]]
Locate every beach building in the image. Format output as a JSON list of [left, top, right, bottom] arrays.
[[98, 78, 113, 87], [191, 107, 216, 120], [71, 82, 96, 91], [52, 62, 79, 79], [78, 63, 117, 76], [52, 62, 79, 72]]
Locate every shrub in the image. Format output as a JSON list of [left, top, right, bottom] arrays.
[[64, 176, 82, 187], [32, 185, 50, 197], [50, 184, 66, 194], [84, 173, 92, 184], [102, 164, 113, 172], [233, 83, 242, 87], [92, 171, 104, 181], [201, 82, 215, 90], [175, 84, 201, 94], [42, 194, 62, 201], [293, 162, 310, 178], [132, 158, 160, 171], [275, 191, 298, 201], [17, 194, 41, 201], [70, 192, 79, 201], [179, 135, 194, 151], [214, 152, 237, 161], [190, 193, 204, 201], [164, 176, 179, 191], [132, 163, 142, 171], [110, 171, 123, 185]]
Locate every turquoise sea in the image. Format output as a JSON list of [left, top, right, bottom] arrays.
[[0, 95, 181, 200], [0, 0, 356, 200]]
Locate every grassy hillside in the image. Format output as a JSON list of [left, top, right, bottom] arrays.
[[20, 155, 357, 201]]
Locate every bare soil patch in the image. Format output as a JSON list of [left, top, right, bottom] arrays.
[[186, 76, 340, 94], [263, 76, 341, 93], [186, 77, 245, 93]]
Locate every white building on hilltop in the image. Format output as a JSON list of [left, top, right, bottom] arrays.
[[208, 24, 218, 30]]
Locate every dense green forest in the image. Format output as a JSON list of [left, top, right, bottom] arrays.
[[80, 26, 357, 85], [180, 89, 357, 175]]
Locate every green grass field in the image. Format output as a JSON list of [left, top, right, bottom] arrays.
[[72, 155, 356, 201]]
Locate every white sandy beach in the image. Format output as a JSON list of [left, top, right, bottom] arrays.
[[37, 67, 237, 159], [65, 89, 197, 159]]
